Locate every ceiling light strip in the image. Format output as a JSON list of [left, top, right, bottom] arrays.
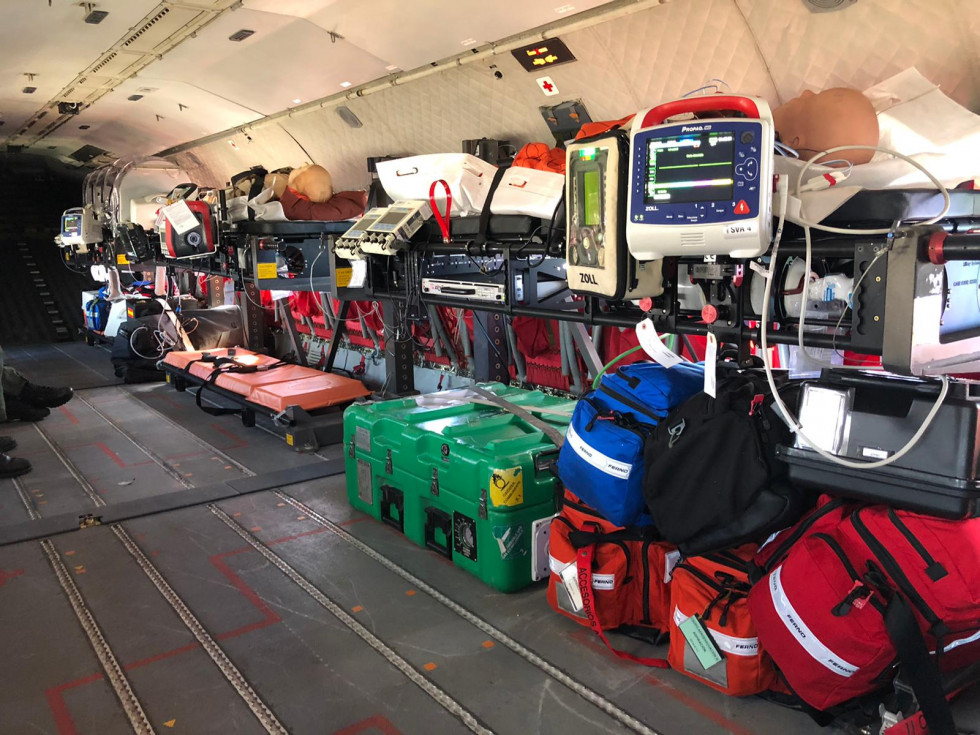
[[13, 0, 242, 149]]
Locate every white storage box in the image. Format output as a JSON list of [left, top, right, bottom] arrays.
[[490, 167, 565, 220], [377, 154, 498, 216]]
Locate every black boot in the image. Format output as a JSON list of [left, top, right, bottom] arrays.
[[3, 397, 50, 422], [0, 436, 15, 453], [20, 382, 74, 408], [0, 454, 31, 479]]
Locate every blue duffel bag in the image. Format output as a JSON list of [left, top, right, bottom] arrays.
[[555, 361, 704, 527]]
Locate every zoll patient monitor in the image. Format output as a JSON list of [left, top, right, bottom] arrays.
[[565, 130, 663, 300], [627, 95, 774, 260]]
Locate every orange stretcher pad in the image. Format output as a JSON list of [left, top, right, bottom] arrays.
[[163, 348, 370, 411]]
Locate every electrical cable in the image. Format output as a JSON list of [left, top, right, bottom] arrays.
[[791, 144, 951, 235], [591, 345, 644, 390], [793, 144, 950, 367], [760, 176, 950, 470]]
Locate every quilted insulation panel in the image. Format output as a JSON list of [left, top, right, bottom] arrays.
[[172, 0, 980, 191]]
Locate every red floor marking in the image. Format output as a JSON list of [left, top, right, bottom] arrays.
[[45, 526, 329, 732], [162, 450, 208, 462], [0, 568, 25, 587], [339, 517, 372, 527], [565, 629, 756, 735], [126, 642, 200, 670], [209, 423, 248, 449], [45, 673, 103, 735], [59, 407, 79, 425], [332, 714, 403, 735], [95, 443, 126, 468]]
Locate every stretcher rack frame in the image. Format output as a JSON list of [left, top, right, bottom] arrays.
[[161, 362, 350, 452]]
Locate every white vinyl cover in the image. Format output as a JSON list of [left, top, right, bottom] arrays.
[[376, 154, 498, 216], [490, 167, 566, 220]]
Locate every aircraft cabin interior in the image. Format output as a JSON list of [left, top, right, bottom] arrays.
[[0, 0, 979, 733]]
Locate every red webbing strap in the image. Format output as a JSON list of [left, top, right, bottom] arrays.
[[429, 179, 452, 243], [577, 542, 669, 668]]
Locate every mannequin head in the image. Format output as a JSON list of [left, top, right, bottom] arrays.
[[772, 87, 879, 166], [288, 164, 334, 202]]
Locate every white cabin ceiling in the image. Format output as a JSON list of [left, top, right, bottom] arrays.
[[0, 0, 977, 182]]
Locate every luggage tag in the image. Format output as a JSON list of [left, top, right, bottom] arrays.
[[704, 333, 718, 398], [161, 199, 199, 236], [635, 318, 682, 368], [678, 614, 725, 670], [559, 562, 585, 612]]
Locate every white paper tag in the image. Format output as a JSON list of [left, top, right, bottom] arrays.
[[349, 259, 367, 288], [559, 563, 584, 612], [635, 319, 682, 368], [161, 199, 200, 236], [704, 332, 718, 398]]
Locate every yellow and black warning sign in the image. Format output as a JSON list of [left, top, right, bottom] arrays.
[[511, 38, 576, 73], [490, 466, 524, 507], [255, 262, 277, 280]]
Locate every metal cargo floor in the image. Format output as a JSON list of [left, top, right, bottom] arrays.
[[1, 342, 978, 735]]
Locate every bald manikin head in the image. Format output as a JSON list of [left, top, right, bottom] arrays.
[[772, 88, 879, 166], [288, 164, 334, 202]]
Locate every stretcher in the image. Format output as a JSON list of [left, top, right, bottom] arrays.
[[161, 348, 370, 451]]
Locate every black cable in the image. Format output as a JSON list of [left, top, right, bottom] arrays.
[[471, 311, 506, 364]]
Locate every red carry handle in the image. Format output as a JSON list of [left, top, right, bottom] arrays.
[[429, 179, 452, 243], [640, 95, 762, 128]]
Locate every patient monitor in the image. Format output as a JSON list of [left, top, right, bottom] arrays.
[[627, 95, 774, 260], [565, 130, 663, 300]]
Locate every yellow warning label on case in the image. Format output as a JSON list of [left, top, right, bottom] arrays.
[[335, 267, 352, 288], [116, 253, 130, 265], [286, 434, 294, 446], [256, 262, 277, 280], [490, 467, 524, 507]]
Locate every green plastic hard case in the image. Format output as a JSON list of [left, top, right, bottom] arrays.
[[344, 384, 573, 592]]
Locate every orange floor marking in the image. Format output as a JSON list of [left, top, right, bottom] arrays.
[[423, 662, 437, 671]]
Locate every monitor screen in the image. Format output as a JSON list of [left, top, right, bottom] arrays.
[[62, 214, 82, 236], [645, 131, 735, 205], [346, 213, 380, 236], [582, 170, 601, 227], [374, 210, 411, 227]]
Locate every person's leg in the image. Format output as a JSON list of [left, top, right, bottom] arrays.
[[0, 348, 32, 476], [0, 346, 50, 422], [0, 346, 6, 423], [2, 365, 28, 397]]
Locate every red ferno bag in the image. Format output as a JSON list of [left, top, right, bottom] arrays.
[[749, 501, 980, 735], [547, 490, 674, 666]]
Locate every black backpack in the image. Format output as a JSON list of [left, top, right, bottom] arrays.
[[642, 369, 811, 555]]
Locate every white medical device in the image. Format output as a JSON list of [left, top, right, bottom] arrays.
[[360, 200, 433, 256], [334, 207, 388, 261], [627, 95, 774, 260], [565, 130, 663, 300]]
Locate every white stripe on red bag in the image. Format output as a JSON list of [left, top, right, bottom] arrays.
[[673, 607, 760, 657], [549, 555, 615, 589], [769, 566, 858, 677]]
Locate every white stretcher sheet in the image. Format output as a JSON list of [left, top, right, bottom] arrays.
[[776, 68, 980, 224]]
